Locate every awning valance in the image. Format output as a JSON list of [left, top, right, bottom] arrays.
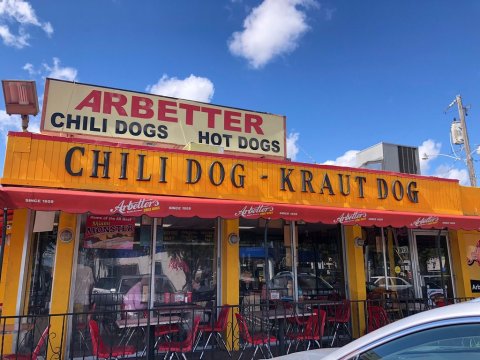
[[0, 186, 479, 230]]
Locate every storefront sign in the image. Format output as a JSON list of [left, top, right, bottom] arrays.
[[84, 215, 135, 249], [41, 79, 286, 157], [61, 145, 420, 204], [471, 280, 480, 293], [12, 133, 478, 214]]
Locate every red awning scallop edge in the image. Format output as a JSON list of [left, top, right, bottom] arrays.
[[0, 186, 479, 230]]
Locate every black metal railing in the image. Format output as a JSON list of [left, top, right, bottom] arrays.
[[0, 296, 474, 359]]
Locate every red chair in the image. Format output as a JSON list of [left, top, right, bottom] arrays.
[[195, 305, 231, 359], [4, 325, 50, 360], [284, 302, 308, 333], [286, 309, 326, 354], [235, 312, 277, 360], [327, 300, 351, 346], [367, 306, 389, 333], [157, 316, 201, 360], [76, 303, 96, 350], [154, 323, 181, 345], [89, 319, 137, 359]]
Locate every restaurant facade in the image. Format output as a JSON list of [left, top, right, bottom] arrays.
[[1, 78, 480, 358]]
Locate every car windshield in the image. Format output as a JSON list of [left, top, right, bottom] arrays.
[[359, 323, 480, 360], [94, 277, 117, 291], [298, 274, 333, 290], [270, 272, 333, 291]]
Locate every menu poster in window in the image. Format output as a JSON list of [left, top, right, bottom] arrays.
[[84, 215, 135, 249]]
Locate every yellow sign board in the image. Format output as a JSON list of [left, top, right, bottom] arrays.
[[1, 133, 468, 215], [41, 79, 286, 157]]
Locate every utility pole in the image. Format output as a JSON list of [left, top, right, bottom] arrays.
[[455, 95, 477, 187]]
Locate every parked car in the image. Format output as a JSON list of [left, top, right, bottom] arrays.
[[370, 276, 414, 296], [91, 274, 176, 306], [424, 277, 447, 298], [265, 271, 335, 300], [274, 298, 480, 359]]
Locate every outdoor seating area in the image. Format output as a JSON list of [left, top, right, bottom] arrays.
[[0, 296, 472, 360]]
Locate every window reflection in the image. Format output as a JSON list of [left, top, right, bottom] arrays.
[[364, 227, 414, 298], [297, 223, 345, 299], [238, 220, 345, 304], [158, 216, 216, 304], [73, 215, 217, 317], [239, 219, 289, 304]]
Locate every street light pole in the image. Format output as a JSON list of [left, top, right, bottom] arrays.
[[455, 95, 477, 187]]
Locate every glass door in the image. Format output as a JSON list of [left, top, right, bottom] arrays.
[[364, 227, 414, 298], [25, 214, 59, 315], [411, 231, 454, 300]]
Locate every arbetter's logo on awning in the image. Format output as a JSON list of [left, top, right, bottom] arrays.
[[234, 205, 274, 217], [334, 212, 367, 224], [110, 199, 160, 215], [411, 216, 439, 227]]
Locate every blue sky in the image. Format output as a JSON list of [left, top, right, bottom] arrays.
[[1, 0, 480, 185]]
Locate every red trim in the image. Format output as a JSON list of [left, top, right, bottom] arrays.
[[6, 132, 459, 183], [0, 186, 478, 230]]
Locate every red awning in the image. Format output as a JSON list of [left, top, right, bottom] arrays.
[[0, 186, 479, 230]]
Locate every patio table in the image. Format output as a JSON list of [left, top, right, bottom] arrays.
[[251, 307, 312, 356], [116, 315, 183, 357]]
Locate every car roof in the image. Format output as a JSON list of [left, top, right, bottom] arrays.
[[276, 299, 480, 360]]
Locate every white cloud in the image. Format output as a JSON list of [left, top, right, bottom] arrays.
[[0, 0, 53, 48], [323, 150, 359, 167], [23, 62, 37, 76], [228, 0, 317, 69], [146, 74, 215, 103], [23, 58, 78, 81], [0, 110, 21, 133], [42, 57, 78, 81], [42, 21, 53, 37], [433, 164, 469, 186], [418, 139, 441, 173], [286, 132, 299, 160], [0, 24, 29, 48], [418, 139, 473, 185], [0, 110, 40, 143], [0, 110, 40, 132]]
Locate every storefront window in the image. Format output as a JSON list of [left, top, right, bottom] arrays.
[[296, 223, 345, 299], [73, 215, 217, 316], [72, 215, 218, 354], [156, 216, 216, 304], [414, 233, 453, 299], [364, 227, 414, 298], [239, 219, 291, 304], [74, 215, 152, 316]]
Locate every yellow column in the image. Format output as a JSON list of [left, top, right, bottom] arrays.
[[221, 218, 239, 350], [0, 209, 30, 351], [344, 225, 366, 337], [449, 229, 480, 298], [0, 231, 12, 309], [48, 212, 77, 356]]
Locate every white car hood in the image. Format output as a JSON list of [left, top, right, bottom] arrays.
[[275, 348, 338, 360]]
